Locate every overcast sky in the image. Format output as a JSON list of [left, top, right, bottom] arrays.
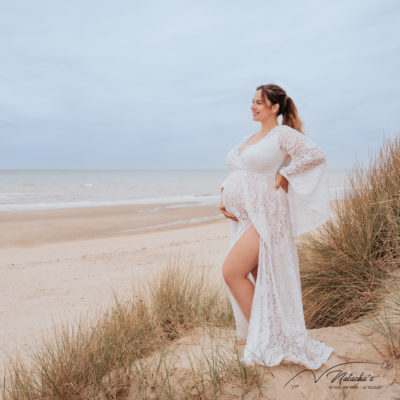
[[1, 0, 399, 170]]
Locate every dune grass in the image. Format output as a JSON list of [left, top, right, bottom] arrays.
[[1, 250, 251, 399], [126, 327, 268, 400], [354, 275, 400, 361], [298, 135, 400, 328]]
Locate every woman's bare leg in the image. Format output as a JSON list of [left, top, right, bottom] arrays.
[[222, 224, 260, 324], [236, 264, 257, 345]]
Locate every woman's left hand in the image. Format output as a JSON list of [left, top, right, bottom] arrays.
[[275, 172, 288, 193]]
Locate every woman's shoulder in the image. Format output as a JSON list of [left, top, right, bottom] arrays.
[[278, 124, 305, 139], [276, 125, 309, 151]]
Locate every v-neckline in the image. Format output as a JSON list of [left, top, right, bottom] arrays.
[[237, 125, 280, 157]]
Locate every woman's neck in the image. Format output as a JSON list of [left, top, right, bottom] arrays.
[[260, 120, 278, 134]]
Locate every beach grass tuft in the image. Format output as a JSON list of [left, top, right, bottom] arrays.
[[299, 135, 400, 328], [1, 250, 243, 399]]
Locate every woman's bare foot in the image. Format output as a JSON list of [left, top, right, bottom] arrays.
[[235, 338, 246, 345]]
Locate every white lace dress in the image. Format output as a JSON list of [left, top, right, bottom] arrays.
[[220, 124, 334, 370]]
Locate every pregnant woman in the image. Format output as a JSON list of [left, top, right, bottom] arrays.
[[220, 83, 334, 370]]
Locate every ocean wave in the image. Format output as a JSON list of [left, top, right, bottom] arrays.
[[0, 194, 220, 212]]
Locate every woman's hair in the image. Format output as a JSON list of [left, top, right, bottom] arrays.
[[256, 84, 304, 134]]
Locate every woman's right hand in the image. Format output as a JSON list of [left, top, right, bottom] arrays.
[[220, 188, 238, 222]]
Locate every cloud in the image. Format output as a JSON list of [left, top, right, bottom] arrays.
[[0, 0, 399, 169]]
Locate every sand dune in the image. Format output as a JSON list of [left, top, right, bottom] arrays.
[[3, 199, 399, 398]]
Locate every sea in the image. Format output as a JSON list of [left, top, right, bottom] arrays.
[[0, 169, 349, 212]]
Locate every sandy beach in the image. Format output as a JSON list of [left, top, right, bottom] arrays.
[[2, 198, 400, 398], [0, 201, 231, 374], [0, 198, 339, 375]]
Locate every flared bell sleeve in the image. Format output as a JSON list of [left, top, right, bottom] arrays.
[[277, 126, 330, 238]]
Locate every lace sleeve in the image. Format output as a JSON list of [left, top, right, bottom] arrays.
[[277, 127, 326, 178], [276, 126, 330, 237]]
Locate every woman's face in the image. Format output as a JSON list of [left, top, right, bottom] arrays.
[[251, 89, 278, 122]]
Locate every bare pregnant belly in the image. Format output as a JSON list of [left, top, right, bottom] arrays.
[[221, 172, 248, 220]]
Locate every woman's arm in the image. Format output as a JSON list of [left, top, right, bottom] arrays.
[[277, 127, 326, 179], [275, 126, 330, 238], [219, 182, 238, 221]]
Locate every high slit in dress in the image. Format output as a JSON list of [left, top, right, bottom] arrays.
[[220, 124, 334, 370]]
